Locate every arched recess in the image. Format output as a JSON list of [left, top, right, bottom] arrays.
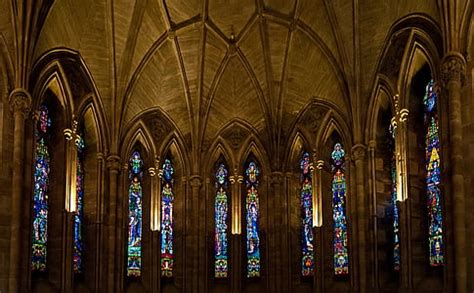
[[120, 123, 156, 293], [203, 142, 233, 292], [239, 140, 270, 291], [286, 132, 317, 292], [316, 119, 353, 292], [367, 85, 400, 290], [401, 45, 449, 291], [30, 48, 111, 151], [72, 101, 107, 292], [27, 72, 72, 292], [157, 136, 189, 292], [365, 15, 446, 291]]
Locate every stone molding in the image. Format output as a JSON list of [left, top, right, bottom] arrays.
[[106, 154, 122, 171], [351, 144, 367, 161], [441, 53, 466, 85], [8, 88, 32, 117], [190, 175, 202, 188]]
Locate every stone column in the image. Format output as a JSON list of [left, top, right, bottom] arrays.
[[441, 52, 467, 293], [367, 140, 378, 290], [270, 171, 284, 293], [105, 155, 121, 293], [351, 144, 368, 293], [189, 175, 202, 293], [8, 88, 32, 293]]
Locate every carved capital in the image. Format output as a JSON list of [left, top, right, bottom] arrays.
[[368, 140, 377, 151], [351, 144, 367, 161], [190, 175, 202, 188], [441, 53, 466, 85], [106, 154, 122, 171], [270, 171, 284, 185], [9, 88, 32, 117]]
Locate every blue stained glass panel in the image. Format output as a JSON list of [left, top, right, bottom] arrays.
[[331, 143, 349, 275], [300, 152, 314, 276], [424, 80, 444, 266], [161, 158, 175, 277], [127, 151, 143, 277], [245, 161, 261, 278], [73, 135, 85, 273], [214, 163, 229, 278], [31, 105, 51, 272]]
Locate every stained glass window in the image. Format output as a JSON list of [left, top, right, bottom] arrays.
[[31, 105, 52, 272], [127, 151, 144, 277], [300, 152, 314, 276], [245, 161, 261, 278], [161, 158, 175, 277], [214, 162, 229, 278], [73, 135, 85, 273], [331, 143, 349, 275], [388, 125, 400, 271], [424, 80, 444, 266]]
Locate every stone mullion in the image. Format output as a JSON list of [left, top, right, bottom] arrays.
[[441, 53, 467, 293], [7, 88, 31, 293]]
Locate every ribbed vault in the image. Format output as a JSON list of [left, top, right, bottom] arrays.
[[1, 0, 460, 164]]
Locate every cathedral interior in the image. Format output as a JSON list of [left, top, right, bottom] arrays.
[[0, 1, 473, 292]]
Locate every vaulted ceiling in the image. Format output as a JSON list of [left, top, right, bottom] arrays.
[[3, 0, 472, 161]]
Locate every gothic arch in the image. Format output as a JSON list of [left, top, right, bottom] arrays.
[[204, 141, 234, 177], [121, 122, 157, 164], [315, 110, 352, 154], [286, 132, 312, 172], [28, 75, 71, 292], [31, 48, 111, 150], [366, 75, 396, 143]]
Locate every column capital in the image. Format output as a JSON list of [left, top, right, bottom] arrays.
[[8, 88, 32, 117], [367, 140, 377, 151], [441, 52, 466, 85], [106, 154, 122, 171], [189, 175, 202, 187], [270, 171, 284, 185], [351, 144, 367, 161]]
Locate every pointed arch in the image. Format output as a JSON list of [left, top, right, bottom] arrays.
[[31, 48, 111, 151], [31, 62, 74, 127], [365, 75, 396, 143], [397, 33, 441, 109], [285, 131, 313, 172], [238, 140, 271, 175], [204, 140, 235, 176], [121, 121, 157, 164], [316, 110, 352, 154]]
